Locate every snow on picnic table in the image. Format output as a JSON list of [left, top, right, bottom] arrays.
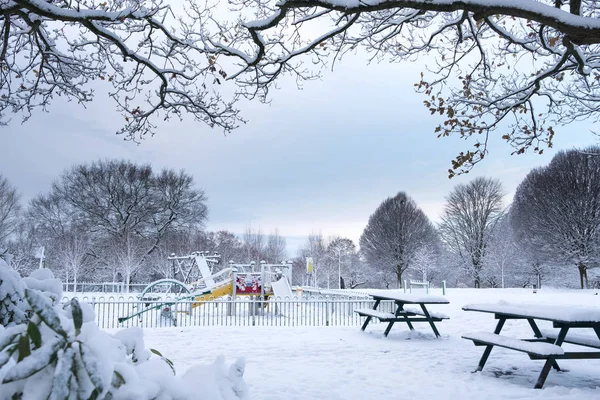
[[137, 288, 600, 400], [367, 289, 450, 304], [463, 302, 600, 323]]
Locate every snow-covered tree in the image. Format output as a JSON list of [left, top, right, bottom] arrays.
[[324, 236, 360, 289], [512, 146, 600, 288], [29, 160, 208, 287], [0, 0, 241, 140], [481, 212, 525, 288], [297, 233, 327, 287], [3, 221, 39, 277], [439, 177, 504, 288], [0, 174, 21, 247], [265, 229, 287, 263], [214, 0, 600, 175], [360, 192, 438, 287], [242, 227, 267, 268], [409, 244, 440, 284]]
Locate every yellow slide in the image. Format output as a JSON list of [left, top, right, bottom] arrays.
[[191, 280, 233, 307]]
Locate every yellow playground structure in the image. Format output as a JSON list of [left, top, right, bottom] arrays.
[[118, 252, 293, 324]]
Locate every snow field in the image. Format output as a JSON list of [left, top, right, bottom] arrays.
[[139, 288, 600, 399]]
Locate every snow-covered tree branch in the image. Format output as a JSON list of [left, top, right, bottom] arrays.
[[0, 0, 241, 139], [218, 0, 600, 175]]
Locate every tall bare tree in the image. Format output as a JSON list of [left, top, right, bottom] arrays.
[[512, 146, 600, 289], [242, 227, 266, 268], [409, 244, 441, 284], [325, 236, 358, 289], [265, 229, 287, 264], [360, 192, 438, 287], [29, 160, 208, 287], [0, 174, 21, 247], [298, 233, 327, 287], [439, 177, 504, 288], [214, 0, 600, 175], [28, 193, 92, 289], [482, 212, 525, 288]]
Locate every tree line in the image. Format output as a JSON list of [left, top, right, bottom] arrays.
[[0, 160, 289, 290], [294, 146, 600, 290], [2, 147, 600, 289]]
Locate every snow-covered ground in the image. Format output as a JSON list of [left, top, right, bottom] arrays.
[[131, 288, 600, 399]]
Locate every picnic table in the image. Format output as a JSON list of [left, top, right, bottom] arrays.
[[462, 302, 600, 389], [354, 291, 449, 337]]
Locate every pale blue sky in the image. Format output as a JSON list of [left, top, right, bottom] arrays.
[[1, 54, 597, 256]]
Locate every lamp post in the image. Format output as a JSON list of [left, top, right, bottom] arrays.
[[338, 256, 341, 290]]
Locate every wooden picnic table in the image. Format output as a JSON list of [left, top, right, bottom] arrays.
[[354, 291, 449, 337], [462, 302, 600, 389]]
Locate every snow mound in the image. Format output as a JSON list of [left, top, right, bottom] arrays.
[[23, 267, 63, 301], [182, 355, 249, 400]]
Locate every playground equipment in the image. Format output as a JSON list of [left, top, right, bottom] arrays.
[[117, 252, 293, 325]]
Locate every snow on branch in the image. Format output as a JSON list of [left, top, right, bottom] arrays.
[[220, 0, 600, 176], [0, 0, 241, 139]]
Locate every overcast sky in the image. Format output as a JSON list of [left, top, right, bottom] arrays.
[[1, 52, 597, 256]]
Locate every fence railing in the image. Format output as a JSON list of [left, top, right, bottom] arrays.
[[63, 296, 396, 329], [62, 282, 148, 293]]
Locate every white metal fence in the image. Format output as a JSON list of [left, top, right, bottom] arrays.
[[62, 282, 148, 293], [63, 296, 396, 329]]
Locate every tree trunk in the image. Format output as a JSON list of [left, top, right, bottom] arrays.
[[125, 271, 131, 293], [396, 265, 402, 288], [578, 264, 588, 289]]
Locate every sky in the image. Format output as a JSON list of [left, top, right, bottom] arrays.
[[1, 49, 598, 257]]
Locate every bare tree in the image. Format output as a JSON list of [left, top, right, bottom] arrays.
[[360, 192, 438, 287], [0, 174, 21, 246], [265, 229, 287, 263], [325, 236, 358, 289], [28, 193, 92, 289], [213, 230, 244, 269], [409, 244, 440, 284], [439, 177, 504, 288], [482, 212, 524, 288], [511, 146, 600, 289], [3, 221, 38, 276], [242, 227, 266, 267], [0, 0, 240, 139], [214, 0, 600, 175], [298, 233, 327, 287], [29, 159, 207, 287]]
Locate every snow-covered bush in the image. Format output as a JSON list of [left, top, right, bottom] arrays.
[[0, 257, 28, 327], [0, 259, 248, 400]]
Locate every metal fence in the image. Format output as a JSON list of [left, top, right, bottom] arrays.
[[62, 282, 148, 293], [64, 296, 396, 329]]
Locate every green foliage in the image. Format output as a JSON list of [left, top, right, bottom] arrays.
[[0, 295, 106, 398], [0, 288, 184, 399], [150, 348, 176, 375], [24, 289, 68, 338]]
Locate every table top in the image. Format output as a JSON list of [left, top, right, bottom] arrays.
[[463, 302, 600, 324], [368, 290, 449, 304]]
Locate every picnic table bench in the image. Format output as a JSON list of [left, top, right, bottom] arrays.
[[462, 302, 600, 389], [354, 291, 449, 337]]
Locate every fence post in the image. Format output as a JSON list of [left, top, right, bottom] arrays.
[[326, 296, 330, 326], [442, 280, 446, 296], [403, 280, 408, 293]]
